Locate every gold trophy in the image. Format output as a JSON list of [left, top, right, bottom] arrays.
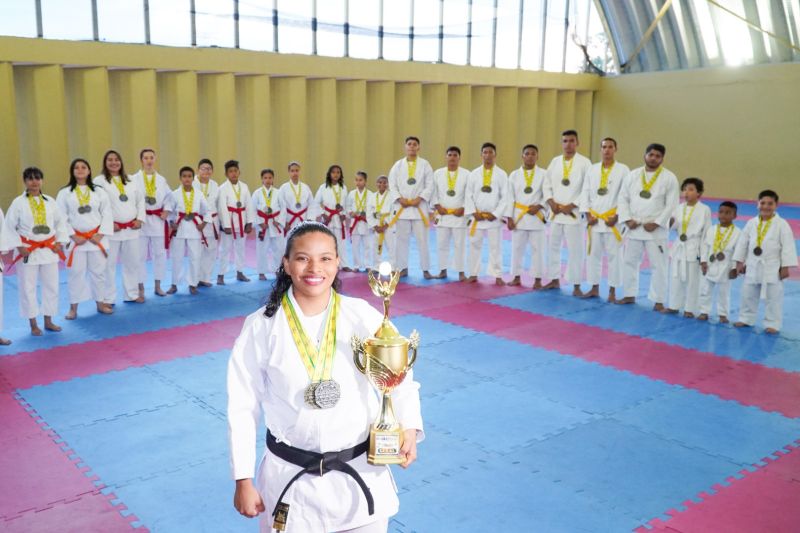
[[351, 262, 419, 465]]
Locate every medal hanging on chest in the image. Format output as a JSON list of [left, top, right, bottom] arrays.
[[76, 186, 93, 214], [406, 159, 417, 185], [290, 181, 303, 209], [282, 291, 341, 409], [144, 174, 157, 205], [523, 167, 535, 195], [561, 157, 573, 186], [112, 177, 128, 202], [640, 167, 662, 200], [597, 162, 613, 196], [753, 216, 772, 257], [28, 195, 50, 234], [481, 166, 493, 193]]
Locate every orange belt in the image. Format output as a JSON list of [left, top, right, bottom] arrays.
[[257, 209, 281, 241], [67, 226, 107, 267], [10, 235, 66, 267]]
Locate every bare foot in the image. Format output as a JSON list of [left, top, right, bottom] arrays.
[[697, 314, 709, 321], [616, 297, 635, 305], [532, 279, 543, 290], [259, 274, 267, 281], [607, 288, 617, 303], [719, 316, 729, 324], [659, 306, 675, 314], [765, 327, 779, 335], [30, 326, 43, 336], [217, 275, 225, 286], [190, 286, 199, 295], [342, 267, 353, 272], [399, 269, 409, 278], [572, 286, 584, 297], [684, 312, 695, 319], [495, 277, 506, 286], [97, 303, 113, 315], [154, 283, 167, 296], [458, 272, 467, 282], [542, 280, 560, 290], [236, 272, 251, 282], [437, 270, 447, 279], [581, 288, 599, 299], [134, 295, 145, 303], [0, 337, 11, 346], [653, 303, 665, 312], [44, 320, 61, 332], [65, 310, 77, 320], [733, 321, 749, 328], [465, 276, 478, 283], [423, 271, 434, 280], [507, 276, 522, 287], [166, 285, 178, 294], [198, 281, 212, 287]]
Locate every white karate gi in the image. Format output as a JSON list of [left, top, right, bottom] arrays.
[[506, 165, 548, 278], [367, 191, 395, 265], [194, 178, 221, 285], [544, 154, 592, 284], [579, 161, 630, 288], [347, 188, 372, 270], [252, 186, 285, 276], [388, 157, 434, 272], [218, 180, 255, 276], [617, 166, 680, 303], [56, 185, 114, 305], [0, 208, 5, 333], [279, 181, 316, 236], [667, 201, 712, 314], [465, 165, 509, 278], [316, 184, 350, 268], [698, 223, 741, 319], [93, 175, 146, 303], [131, 170, 170, 284], [227, 289, 424, 533], [1, 194, 70, 319], [733, 214, 798, 331], [166, 186, 210, 288], [431, 167, 469, 273]]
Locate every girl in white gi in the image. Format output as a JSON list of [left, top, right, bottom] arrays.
[[166, 166, 210, 295], [56, 158, 114, 319], [465, 142, 509, 285], [506, 144, 548, 289], [347, 171, 372, 272], [2, 167, 69, 335], [431, 146, 469, 281], [734, 190, 798, 334], [664, 178, 712, 317], [0, 207, 9, 346], [131, 148, 171, 298], [543, 130, 593, 296], [698, 201, 740, 323], [94, 150, 146, 305], [228, 222, 423, 533], [253, 169, 284, 280], [194, 158, 220, 288], [279, 161, 316, 238], [616, 143, 680, 311], [217, 160, 254, 284], [315, 164, 350, 270], [367, 176, 394, 265], [578, 138, 629, 301], [388, 136, 435, 279]]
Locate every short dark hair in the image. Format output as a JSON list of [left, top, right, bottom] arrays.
[[681, 177, 704, 194], [758, 190, 779, 203], [224, 160, 239, 171], [139, 148, 156, 160], [562, 130, 579, 139], [23, 166, 44, 181], [522, 144, 538, 153], [601, 137, 617, 148], [719, 201, 737, 213], [197, 158, 213, 168], [645, 143, 666, 156], [481, 142, 497, 152], [179, 166, 195, 177], [405, 136, 420, 145], [376, 175, 388, 182], [356, 170, 368, 179], [446, 146, 461, 156], [287, 161, 301, 170], [261, 168, 275, 177]]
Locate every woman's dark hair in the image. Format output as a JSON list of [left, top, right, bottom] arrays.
[[100, 149, 129, 184], [66, 158, 95, 192], [264, 222, 342, 318], [23, 166, 44, 181], [325, 164, 344, 188]]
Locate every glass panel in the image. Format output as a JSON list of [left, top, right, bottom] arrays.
[[98, 0, 145, 43], [0, 1, 40, 38], [543, 0, 567, 71], [582, 0, 615, 73], [384, 0, 411, 61], [442, 0, 468, 65], [240, 0, 275, 51], [519, 0, 544, 70], [691, 0, 721, 61], [564, 0, 589, 73], [196, 0, 234, 47], [495, 0, 521, 69], [470, 0, 494, 67], [42, 0, 93, 40], [150, 0, 192, 46], [317, 0, 346, 57], [712, 0, 753, 66], [413, 0, 439, 62], [278, 0, 312, 54], [755, 0, 777, 58], [349, 0, 380, 59]]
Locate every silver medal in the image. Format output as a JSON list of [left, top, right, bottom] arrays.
[[313, 380, 341, 409]]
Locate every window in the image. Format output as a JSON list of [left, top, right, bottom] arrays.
[[317, 0, 346, 57], [150, 0, 192, 46], [542, 0, 567, 72], [0, 1, 37, 38], [196, 0, 235, 48], [470, 0, 494, 67], [384, 0, 412, 61], [442, 0, 468, 64], [42, 0, 93, 40], [495, 0, 521, 69], [98, 0, 145, 43], [240, 0, 275, 52], [413, 0, 440, 62], [519, 0, 544, 70], [278, 0, 312, 54], [349, 0, 380, 59]]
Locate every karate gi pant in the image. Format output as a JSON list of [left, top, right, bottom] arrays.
[[668, 258, 701, 313], [139, 235, 167, 282], [18, 262, 59, 319], [171, 238, 203, 288], [738, 282, 784, 331], [350, 234, 370, 270], [338, 518, 389, 533], [698, 277, 731, 318], [436, 227, 466, 273], [587, 231, 622, 288], [256, 235, 283, 275], [375, 230, 395, 264], [105, 239, 141, 303], [511, 229, 546, 278], [394, 219, 430, 271], [468, 226, 503, 278], [548, 223, 583, 284], [623, 238, 668, 304], [68, 251, 106, 304], [199, 238, 218, 284], [219, 233, 246, 275]]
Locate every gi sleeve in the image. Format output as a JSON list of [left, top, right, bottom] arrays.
[[419, 160, 434, 203], [134, 180, 146, 222], [617, 172, 632, 224], [779, 219, 799, 268], [0, 199, 22, 252], [656, 175, 679, 229], [51, 196, 71, 244], [732, 220, 752, 263]]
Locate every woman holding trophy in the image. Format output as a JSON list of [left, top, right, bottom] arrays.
[[227, 221, 424, 532]]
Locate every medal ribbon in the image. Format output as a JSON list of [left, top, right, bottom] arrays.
[[200, 181, 210, 198], [332, 185, 342, 206], [756, 216, 773, 250], [112, 176, 126, 197], [599, 163, 614, 191], [407, 159, 417, 179], [75, 186, 91, 208], [27, 195, 47, 227], [524, 168, 535, 190], [640, 167, 663, 195], [446, 170, 457, 194], [281, 290, 339, 382], [232, 183, 242, 204], [144, 173, 157, 198], [182, 187, 195, 215], [587, 208, 621, 254], [354, 189, 368, 213], [680, 204, 697, 237], [290, 181, 302, 206], [375, 191, 388, 215], [482, 166, 493, 189], [562, 158, 574, 181], [712, 224, 735, 255], [262, 188, 273, 209]]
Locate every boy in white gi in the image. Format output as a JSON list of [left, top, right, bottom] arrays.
[[1, 167, 69, 336], [431, 146, 469, 281], [617, 143, 680, 311], [543, 130, 592, 296], [217, 160, 254, 284], [465, 142, 509, 285], [166, 166, 209, 295], [131, 148, 171, 298], [388, 136, 434, 279], [57, 158, 114, 319], [698, 201, 740, 323], [315, 164, 350, 270], [368, 175, 394, 265], [253, 169, 284, 280], [347, 171, 372, 271], [280, 161, 316, 237], [194, 158, 219, 288], [0, 207, 8, 346], [734, 190, 798, 334], [579, 138, 629, 301], [506, 144, 548, 289], [664, 177, 712, 317]]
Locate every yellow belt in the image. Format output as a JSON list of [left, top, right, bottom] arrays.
[[469, 211, 492, 236], [514, 202, 546, 225], [587, 207, 622, 254], [388, 202, 429, 228], [377, 213, 389, 253], [442, 208, 460, 215]]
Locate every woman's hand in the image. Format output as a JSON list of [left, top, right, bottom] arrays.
[[399, 429, 418, 469], [233, 479, 265, 518]]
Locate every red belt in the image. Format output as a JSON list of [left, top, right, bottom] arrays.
[[67, 226, 107, 267], [285, 207, 308, 236], [227, 206, 247, 239], [169, 213, 209, 248], [10, 235, 66, 266], [324, 206, 346, 241], [350, 214, 367, 235], [257, 209, 281, 241], [146, 208, 170, 249], [116, 218, 139, 230]]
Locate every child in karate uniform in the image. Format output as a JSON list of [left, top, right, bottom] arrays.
[[315, 164, 350, 270], [217, 160, 254, 284], [368, 176, 394, 265], [253, 169, 284, 280], [280, 161, 316, 237], [194, 158, 219, 288], [347, 171, 372, 271], [697, 201, 740, 323], [166, 166, 209, 295]]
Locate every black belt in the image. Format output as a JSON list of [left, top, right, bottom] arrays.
[[266, 431, 375, 523]]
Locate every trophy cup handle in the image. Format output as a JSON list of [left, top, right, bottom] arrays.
[[351, 334, 367, 374], [407, 330, 419, 369]]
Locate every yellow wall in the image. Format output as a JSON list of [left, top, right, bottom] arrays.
[[593, 63, 800, 203], [0, 36, 597, 208]]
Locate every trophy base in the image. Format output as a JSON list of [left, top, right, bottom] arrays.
[[367, 426, 404, 465]]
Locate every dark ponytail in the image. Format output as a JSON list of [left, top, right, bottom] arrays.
[[264, 222, 342, 317]]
